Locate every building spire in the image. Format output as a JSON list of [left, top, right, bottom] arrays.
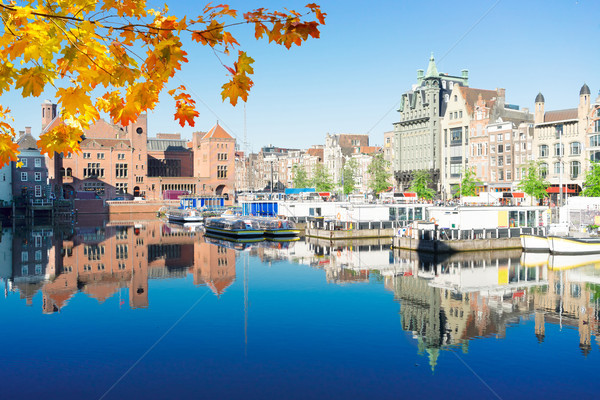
[[425, 52, 438, 78]]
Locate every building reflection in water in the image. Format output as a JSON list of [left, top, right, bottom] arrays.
[[0, 220, 237, 313], [3, 225, 600, 363], [281, 239, 600, 366]]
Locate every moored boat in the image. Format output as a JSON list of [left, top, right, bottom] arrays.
[[165, 208, 204, 223], [204, 217, 264, 238], [520, 234, 549, 252], [548, 236, 600, 255], [255, 217, 301, 237]]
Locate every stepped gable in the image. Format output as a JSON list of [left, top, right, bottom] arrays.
[[458, 87, 498, 115]]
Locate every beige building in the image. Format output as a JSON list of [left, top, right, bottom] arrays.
[[532, 84, 593, 204]]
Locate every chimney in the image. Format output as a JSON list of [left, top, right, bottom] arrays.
[[25, 126, 31, 135], [417, 69, 424, 84], [461, 69, 469, 81]]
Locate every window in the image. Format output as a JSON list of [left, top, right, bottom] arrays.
[[118, 153, 125, 160], [498, 144, 503, 153], [217, 165, 228, 179], [35, 250, 42, 261], [570, 142, 581, 155], [539, 145, 549, 158], [20, 158, 27, 167], [491, 156, 496, 166], [136, 176, 144, 183], [115, 163, 128, 178], [35, 264, 42, 275], [491, 145, 496, 154], [35, 172, 41, 181], [591, 134, 600, 147], [34, 158, 41, 167], [555, 124, 563, 139], [506, 155, 511, 165], [459, 110, 463, 118], [454, 95, 457, 101], [97, 153, 105, 160], [554, 162, 562, 174], [450, 128, 462, 142], [84, 163, 104, 178], [505, 143, 511, 152], [35, 185, 42, 197], [66, 167, 72, 177], [83, 153, 91, 159], [116, 182, 128, 194], [506, 171, 512, 180], [570, 161, 581, 178], [218, 153, 228, 161], [497, 134, 503, 142], [83, 182, 105, 194], [592, 151, 600, 163], [21, 172, 27, 181], [540, 163, 548, 178], [498, 156, 504, 166], [498, 170, 504, 181], [554, 143, 564, 156], [21, 251, 28, 262]]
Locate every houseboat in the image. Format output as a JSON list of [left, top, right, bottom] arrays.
[[204, 217, 264, 238], [255, 217, 301, 238], [548, 236, 600, 255]]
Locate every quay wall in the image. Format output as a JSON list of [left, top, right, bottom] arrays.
[[305, 227, 395, 240]]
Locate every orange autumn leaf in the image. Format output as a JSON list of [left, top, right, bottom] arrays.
[[0, 133, 19, 167], [37, 124, 83, 158], [0, 1, 325, 155]]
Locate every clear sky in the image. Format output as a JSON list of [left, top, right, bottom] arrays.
[[2, 0, 599, 152]]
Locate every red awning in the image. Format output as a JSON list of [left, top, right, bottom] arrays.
[[546, 187, 577, 194], [403, 192, 417, 197], [513, 192, 525, 198]]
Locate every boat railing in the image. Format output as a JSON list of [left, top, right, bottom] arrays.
[[415, 226, 547, 241]]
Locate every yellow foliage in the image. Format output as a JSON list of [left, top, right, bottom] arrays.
[[0, 1, 326, 166]]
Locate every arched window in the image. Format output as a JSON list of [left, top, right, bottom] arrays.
[[570, 142, 581, 155], [591, 151, 600, 163], [554, 143, 564, 156], [553, 162, 561, 175], [66, 167, 72, 177], [590, 134, 600, 147]]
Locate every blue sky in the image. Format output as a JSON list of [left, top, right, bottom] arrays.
[[2, 0, 599, 151]]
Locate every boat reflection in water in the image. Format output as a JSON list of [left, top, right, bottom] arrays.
[[2, 221, 600, 366], [277, 240, 600, 367]]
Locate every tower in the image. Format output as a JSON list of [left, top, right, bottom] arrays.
[[534, 92, 545, 124], [41, 100, 57, 131]]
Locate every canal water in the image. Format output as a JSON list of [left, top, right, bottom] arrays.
[[1, 219, 599, 399]]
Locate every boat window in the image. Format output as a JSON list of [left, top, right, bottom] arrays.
[[519, 211, 526, 227], [414, 207, 423, 220], [408, 208, 414, 221], [509, 211, 518, 227], [398, 208, 407, 221], [389, 207, 396, 220], [527, 211, 536, 227]]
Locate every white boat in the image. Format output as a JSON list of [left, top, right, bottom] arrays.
[[204, 217, 264, 238], [520, 234, 549, 252], [548, 236, 600, 255], [165, 208, 204, 223]]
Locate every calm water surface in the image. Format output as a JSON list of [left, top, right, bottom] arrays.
[[1, 219, 599, 399]]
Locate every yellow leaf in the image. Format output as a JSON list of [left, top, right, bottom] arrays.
[[15, 67, 46, 97]]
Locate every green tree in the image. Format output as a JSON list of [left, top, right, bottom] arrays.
[[408, 170, 436, 200], [340, 157, 358, 195], [367, 154, 391, 196], [292, 165, 309, 188], [581, 161, 600, 197], [311, 163, 334, 192], [518, 161, 549, 203], [456, 167, 481, 197]]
